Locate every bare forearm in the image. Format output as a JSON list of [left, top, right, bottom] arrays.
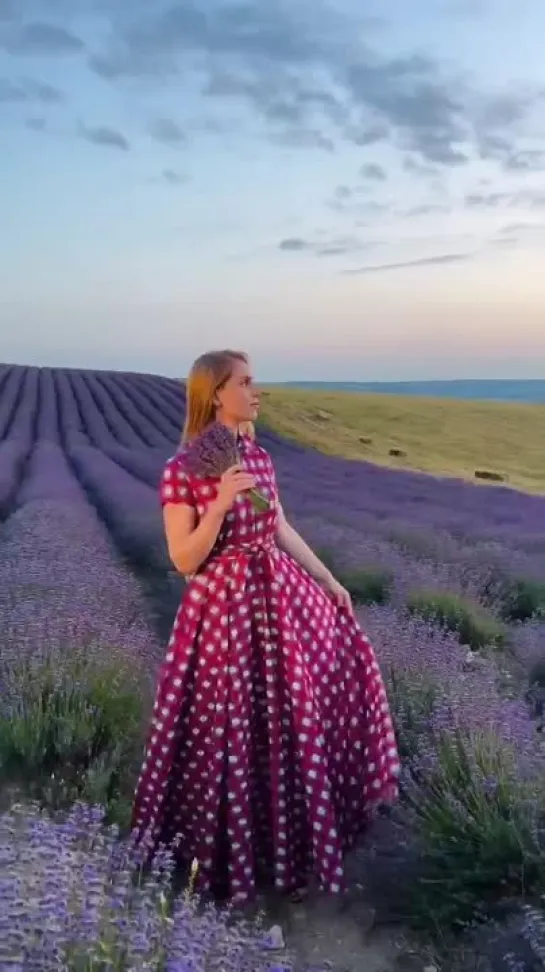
[[169, 503, 225, 575], [276, 518, 331, 584]]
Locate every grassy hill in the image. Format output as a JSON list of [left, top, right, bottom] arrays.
[[258, 387, 545, 494]]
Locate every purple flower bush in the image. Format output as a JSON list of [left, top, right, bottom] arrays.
[[2, 363, 545, 956], [360, 604, 545, 925], [0, 803, 289, 971]]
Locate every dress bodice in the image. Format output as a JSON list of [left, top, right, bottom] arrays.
[[160, 435, 280, 558]]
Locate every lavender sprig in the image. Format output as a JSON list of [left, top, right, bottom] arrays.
[[184, 423, 270, 513]]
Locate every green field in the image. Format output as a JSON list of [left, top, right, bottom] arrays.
[[259, 388, 545, 494]]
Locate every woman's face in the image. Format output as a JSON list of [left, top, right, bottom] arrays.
[[215, 358, 260, 424]]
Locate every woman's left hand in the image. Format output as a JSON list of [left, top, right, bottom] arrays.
[[321, 574, 353, 614]]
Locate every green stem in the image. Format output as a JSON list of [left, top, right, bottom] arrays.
[[248, 488, 270, 513]]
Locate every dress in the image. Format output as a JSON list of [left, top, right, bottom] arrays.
[[131, 434, 400, 901]]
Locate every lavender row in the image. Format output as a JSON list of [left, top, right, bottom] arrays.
[[103, 444, 168, 490], [68, 444, 170, 572], [0, 440, 30, 518], [101, 372, 175, 445], [54, 369, 89, 445], [85, 371, 150, 448], [34, 367, 60, 442], [291, 512, 504, 608], [0, 444, 163, 678], [272, 448, 545, 548], [0, 366, 25, 439]]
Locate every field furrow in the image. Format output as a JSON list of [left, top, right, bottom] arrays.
[[115, 373, 180, 442], [34, 367, 59, 442], [68, 443, 168, 571], [55, 369, 90, 447], [134, 373, 186, 425], [80, 371, 140, 447], [0, 365, 26, 440], [0, 440, 31, 519], [0, 444, 163, 676], [91, 371, 156, 447], [97, 372, 171, 447]]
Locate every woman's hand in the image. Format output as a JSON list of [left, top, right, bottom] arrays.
[[214, 464, 256, 514], [321, 573, 353, 614]]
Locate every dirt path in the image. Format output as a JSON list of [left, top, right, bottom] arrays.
[[257, 888, 420, 972]]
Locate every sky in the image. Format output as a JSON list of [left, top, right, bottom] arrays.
[[2, 0, 545, 381]]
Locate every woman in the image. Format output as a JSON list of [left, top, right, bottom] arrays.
[[131, 349, 400, 902]]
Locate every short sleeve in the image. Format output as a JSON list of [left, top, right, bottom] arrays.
[[159, 457, 196, 509]]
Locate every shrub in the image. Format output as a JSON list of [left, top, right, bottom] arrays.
[[0, 802, 277, 970], [406, 589, 507, 651], [340, 566, 394, 605], [315, 546, 338, 575], [385, 668, 438, 763], [0, 650, 145, 825], [405, 728, 545, 928], [501, 578, 545, 622], [317, 548, 393, 605]]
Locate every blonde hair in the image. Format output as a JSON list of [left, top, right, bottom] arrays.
[[182, 349, 248, 442]]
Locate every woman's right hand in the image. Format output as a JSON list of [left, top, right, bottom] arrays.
[[214, 465, 256, 513]]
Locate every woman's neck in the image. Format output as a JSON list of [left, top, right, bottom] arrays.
[[215, 417, 240, 435]]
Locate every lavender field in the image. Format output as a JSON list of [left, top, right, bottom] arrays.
[[2, 362, 545, 970]]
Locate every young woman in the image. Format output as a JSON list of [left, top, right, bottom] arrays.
[[131, 349, 400, 902]]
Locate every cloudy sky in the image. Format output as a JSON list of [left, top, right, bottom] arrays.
[[2, 0, 545, 381]]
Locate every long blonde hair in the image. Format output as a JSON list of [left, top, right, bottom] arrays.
[[182, 349, 248, 442]]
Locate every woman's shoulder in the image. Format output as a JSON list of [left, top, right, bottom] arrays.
[[162, 448, 192, 481], [241, 435, 272, 467], [159, 449, 196, 505]]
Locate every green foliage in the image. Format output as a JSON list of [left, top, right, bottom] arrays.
[[340, 566, 394, 605], [385, 668, 438, 763], [317, 547, 393, 605], [406, 729, 545, 928], [500, 577, 545, 622], [315, 546, 338, 574], [406, 589, 507, 651], [0, 651, 145, 824]]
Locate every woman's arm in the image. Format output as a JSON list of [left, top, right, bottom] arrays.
[[276, 504, 353, 613], [275, 504, 333, 584], [164, 464, 256, 575], [164, 502, 225, 575]]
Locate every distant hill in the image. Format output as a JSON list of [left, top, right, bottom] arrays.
[[271, 378, 545, 405], [259, 385, 545, 494]]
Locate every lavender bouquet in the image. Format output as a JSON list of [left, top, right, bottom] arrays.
[[184, 423, 270, 513]]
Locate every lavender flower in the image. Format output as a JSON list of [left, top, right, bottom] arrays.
[[183, 422, 269, 512], [0, 803, 302, 971]]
